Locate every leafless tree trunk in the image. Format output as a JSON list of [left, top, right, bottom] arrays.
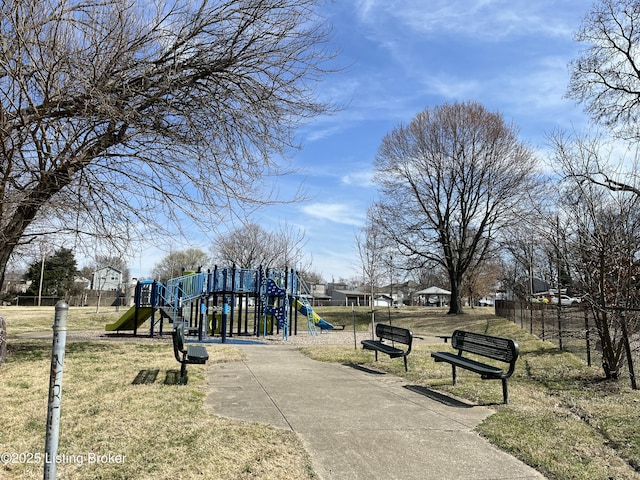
[[355, 209, 390, 336], [0, 0, 334, 287], [372, 102, 538, 314]]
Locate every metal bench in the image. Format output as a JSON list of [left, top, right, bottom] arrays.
[[361, 323, 413, 372], [172, 326, 209, 384], [431, 330, 519, 404]]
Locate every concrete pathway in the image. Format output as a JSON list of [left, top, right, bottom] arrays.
[[205, 344, 545, 480]]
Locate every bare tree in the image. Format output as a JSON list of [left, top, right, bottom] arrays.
[[0, 0, 335, 288], [550, 131, 640, 380], [152, 248, 210, 283], [212, 223, 272, 268], [211, 221, 308, 270], [568, 0, 640, 138], [355, 208, 391, 335], [372, 101, 538, 314], [463, 257, 502, 307], [270, 221, 310, 271]]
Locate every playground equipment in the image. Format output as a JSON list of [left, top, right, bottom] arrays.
[[105, 280, 162, 334], [105, 266, 333, 341]]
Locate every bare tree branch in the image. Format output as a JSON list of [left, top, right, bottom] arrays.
[[372, 101, 538, 314], [0, 0, 336, 286]]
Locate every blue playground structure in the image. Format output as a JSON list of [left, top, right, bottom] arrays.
[[105, 266, 334, 342]]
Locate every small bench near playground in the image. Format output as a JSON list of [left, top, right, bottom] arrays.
[[361, 323, 413, 372], [172, 326, 209, 384], [431, 330, 519, 404]]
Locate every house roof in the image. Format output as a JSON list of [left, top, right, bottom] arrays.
[[415, 286, 451, 295], [94, 265, 122, 274], [334, 289, 367, 296]]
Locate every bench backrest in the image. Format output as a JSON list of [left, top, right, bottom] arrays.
[[375, 323, 413, 347], [172, 326, 186, 362], [451, 330, 519, 370]]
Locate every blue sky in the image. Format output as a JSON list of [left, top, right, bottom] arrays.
[[130, 1, 593, 283]]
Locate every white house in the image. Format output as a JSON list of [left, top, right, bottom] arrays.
[[91, 266, 122, 291]]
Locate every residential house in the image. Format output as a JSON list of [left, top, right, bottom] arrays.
[[91, 266, 122, 291]]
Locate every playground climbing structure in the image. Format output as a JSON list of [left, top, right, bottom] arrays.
[[105, 266, 333, 342]]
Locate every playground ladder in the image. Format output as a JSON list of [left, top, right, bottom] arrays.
[[298, 295, 318, 336]]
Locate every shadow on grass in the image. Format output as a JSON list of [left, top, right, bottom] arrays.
[[131, 369, 185, 385], [404, 385, 475, 408], [164, 369, 184, 385], [132, 369, 159, 384], [6, 340, 114, 362]]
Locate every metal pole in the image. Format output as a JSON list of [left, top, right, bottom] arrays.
[[584, 307, 591, 367], [620, 311, 637, 390], [44, 301, 69, 480], [352, 305, 357, 350]]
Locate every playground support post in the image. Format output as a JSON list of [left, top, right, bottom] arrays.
[[198, 297, 206, 341], [44, 301, 69, 480], [221, 296, 228, 343]]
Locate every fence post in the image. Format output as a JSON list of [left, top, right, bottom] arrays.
[[541, 305, 545, 341], [530, 304, 533, 334], [584, 308, 591, 367], [557, 306, 563, 350], [43, 301, 69, 480], [520, 302, 524, 328]]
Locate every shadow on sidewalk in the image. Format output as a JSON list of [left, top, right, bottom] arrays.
[[404, 385, 475, 408]]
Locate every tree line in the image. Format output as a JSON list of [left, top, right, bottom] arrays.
[[354, 0, 640, 381], [2, 0, 640, 382]]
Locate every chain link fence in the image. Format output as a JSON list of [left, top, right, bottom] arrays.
[[495, 300, 639, 385]]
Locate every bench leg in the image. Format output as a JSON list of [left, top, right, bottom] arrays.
[[502, 378, 508, 404], [451, 365, 457, 385], [374, 350, 378, 362], [180, 362, 187, 385], [403, 355, 408, 372]]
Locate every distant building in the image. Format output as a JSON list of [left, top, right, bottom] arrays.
[[74, 276, 91, 290], [308, 282, 331, 305], [1, 272, 31, 294], [331, 289, 368, 306], [373, 294, 393, 307], [91, 266, 122, 291]]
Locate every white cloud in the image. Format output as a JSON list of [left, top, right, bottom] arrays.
[[423, 75, 481, 101], [341, 170, 374, 187], [353, 0, 581, 42], [300, 202, 366, 226]]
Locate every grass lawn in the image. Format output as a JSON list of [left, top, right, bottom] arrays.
[[305, 306, 640, 480], [0, 306, 316, 480], [1, 305, 639, 479]]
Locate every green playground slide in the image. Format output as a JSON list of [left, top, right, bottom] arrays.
[[105, 306, 153, 331], [294, 299, 334, 329]]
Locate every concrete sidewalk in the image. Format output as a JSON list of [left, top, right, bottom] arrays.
[[205, 344, 545, 480]]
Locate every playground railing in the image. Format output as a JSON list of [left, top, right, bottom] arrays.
[[165, 272, 206, 306]]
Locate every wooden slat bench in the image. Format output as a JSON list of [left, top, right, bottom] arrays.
[[172, 326, 209, 384], [431, 330, 519, 404], [361, 323, 413, 372]]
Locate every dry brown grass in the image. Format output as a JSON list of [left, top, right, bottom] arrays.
[[0, 306, 316, 480]]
